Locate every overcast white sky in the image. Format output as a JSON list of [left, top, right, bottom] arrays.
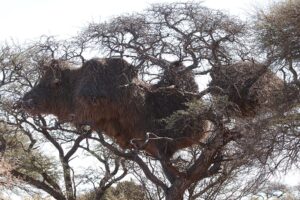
[[0, 0, 298, 193], [0, 0, 269, 43]]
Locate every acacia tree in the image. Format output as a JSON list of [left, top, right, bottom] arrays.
[[79, 2, 299, 199], [0, 1, 299, 200], [254, 0, 300, 87], [253, 0, 300, 168]]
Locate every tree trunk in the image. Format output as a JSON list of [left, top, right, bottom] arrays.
[[61, 158, 75, 200], [165, 180, 189, 200], [166, 191, 184, 200], [95, 188, 105, 200]]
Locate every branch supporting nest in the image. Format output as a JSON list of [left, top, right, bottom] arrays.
[[130, 132, 174, 152]]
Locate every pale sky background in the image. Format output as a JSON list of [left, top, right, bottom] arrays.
[[0, 0, 269, 43], [0, 0, 299, 198]]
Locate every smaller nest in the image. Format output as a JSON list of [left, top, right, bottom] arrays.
[[153, 61, 199, 93], [210, 61, 284, 116], [147, 61, 199, 120]]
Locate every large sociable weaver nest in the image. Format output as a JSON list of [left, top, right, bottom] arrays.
[[21, 58, 212, 158]]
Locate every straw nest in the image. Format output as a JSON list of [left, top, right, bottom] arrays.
[[209, 61, 284, 117], [152, 61, 199, 93], [23, 58, 213, 158]]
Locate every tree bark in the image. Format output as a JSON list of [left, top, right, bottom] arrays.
[[165, 180, 188, 200]]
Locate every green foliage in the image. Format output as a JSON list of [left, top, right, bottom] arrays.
[[255, 0, 300, 62], [78, 181, 147, 200], [1, 124, 60, 186], [163, 100, 208, 129], [108, 181, 146, 200]]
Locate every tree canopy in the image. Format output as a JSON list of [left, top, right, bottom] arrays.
[[0, 1, 299, 200]]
